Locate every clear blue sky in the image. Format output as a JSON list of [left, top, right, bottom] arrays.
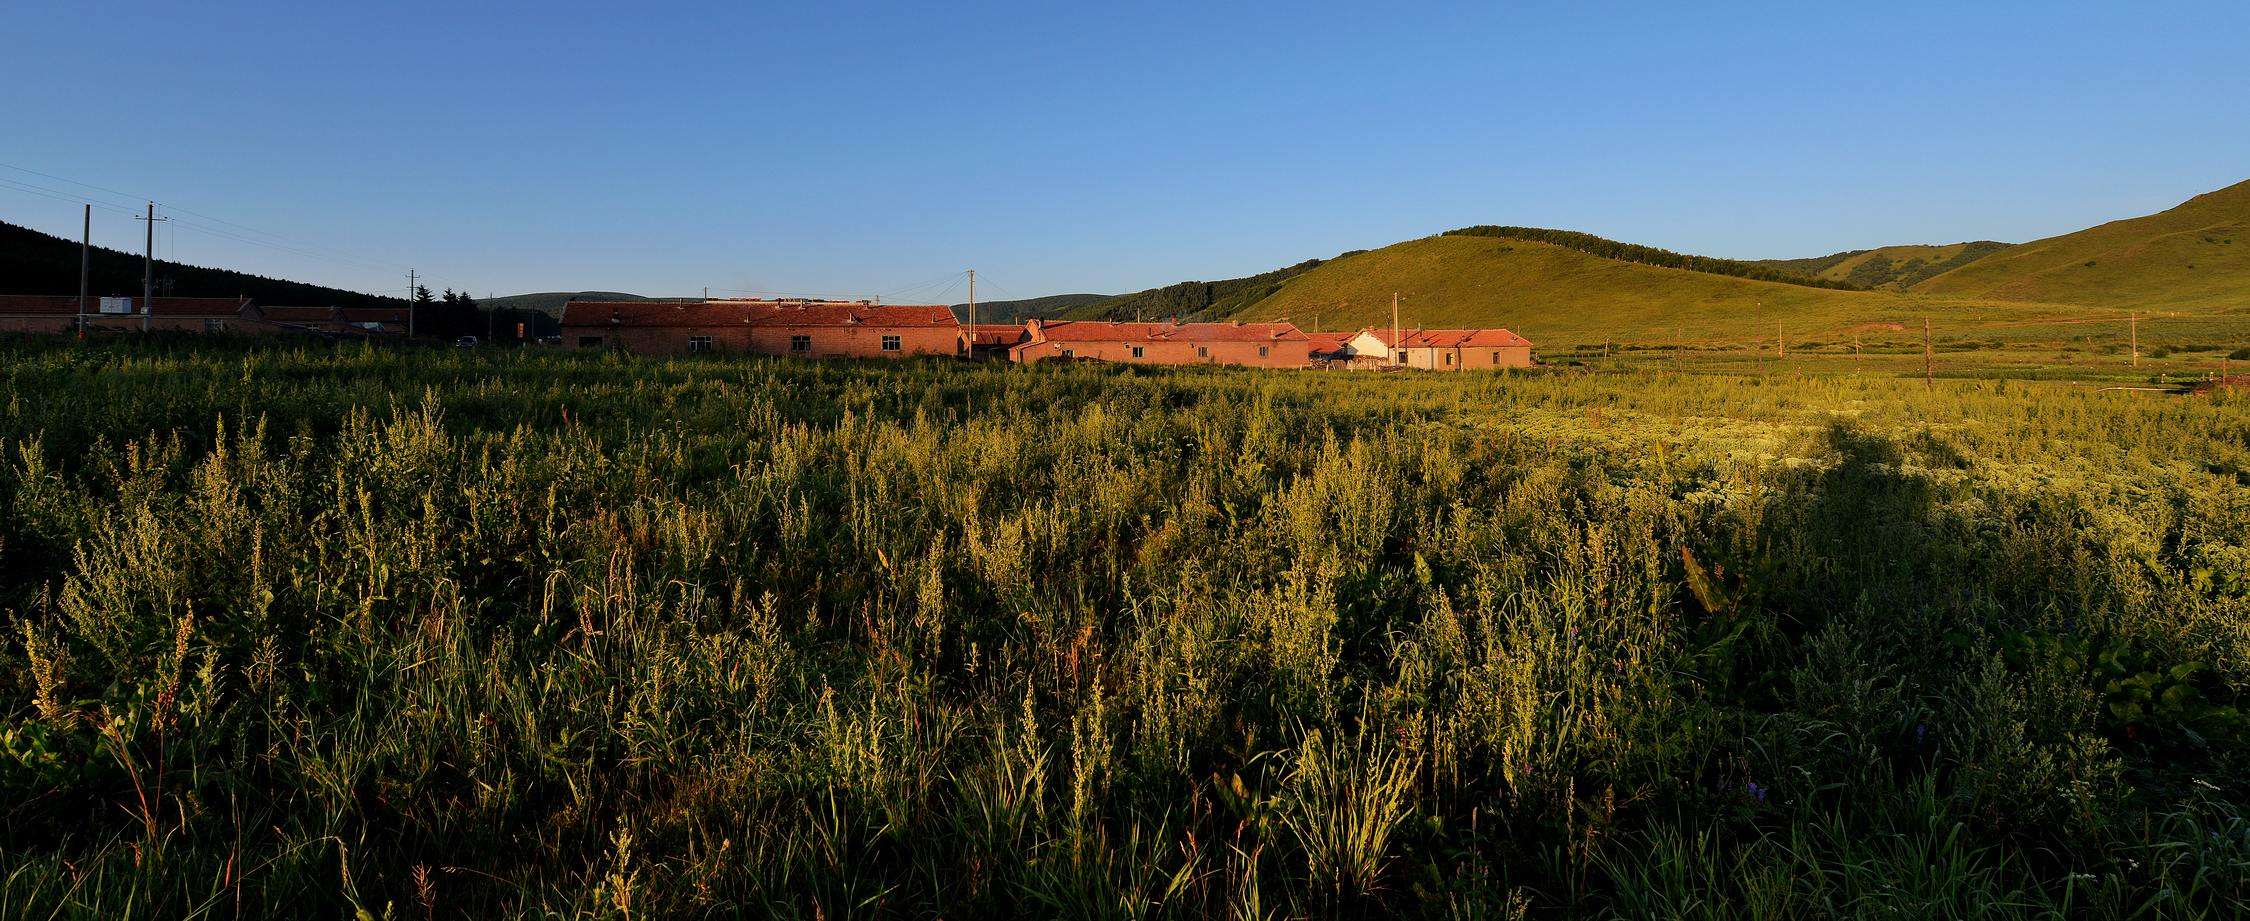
[[4, 1, 2246, 302]]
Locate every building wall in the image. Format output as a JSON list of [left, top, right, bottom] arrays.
[[565, 324, 960, 358], [747, 325, 960, 359], [0, 315, 257, 335], [1013, 338, 1309, 368], [565, 325, 751, 355]]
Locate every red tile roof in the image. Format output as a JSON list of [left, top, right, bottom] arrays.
[[1367, 327, 1532, 348], [257, 306, 339, 322], [337, 307, 410, 324], [0, 295, 248, 317], [969, 324, 1028, 346], [1027, 319, 1308, 343], [1306, 332, 1352, 354], [561, 299, 958, 329]]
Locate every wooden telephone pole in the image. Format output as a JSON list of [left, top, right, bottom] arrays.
[[1923, 318, 1934, 386], [2129, 312, 2139, 367], [1776, 319, 1784, 359], [77, 205, 90, 338], [1391, 292, 1401, 367], [966, 269, 976, 356], [137, 203, 167, 332]]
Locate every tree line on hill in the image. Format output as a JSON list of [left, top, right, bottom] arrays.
[[1068, 257, 1353, 322], [1441, 225, 1867, 291], [1, 218, 559, 340], [0, 219, 405, 307], [412, 285, 560, 341]]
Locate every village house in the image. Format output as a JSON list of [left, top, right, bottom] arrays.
[[0, 295, 256, 334], [1007, 318, 1312, 368], [255, 305, 412, 337], [561, 299, 962, 358], [1343, 327, 1535, 370], [966, 323, 1029, 360]]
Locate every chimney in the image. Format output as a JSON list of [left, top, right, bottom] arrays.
[[1025, 317, 1045, 341]]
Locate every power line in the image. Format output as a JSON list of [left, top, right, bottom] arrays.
[[0, 162, 408, 274]]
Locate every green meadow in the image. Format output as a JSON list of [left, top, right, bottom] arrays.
[[1, 339, 2246, 918]]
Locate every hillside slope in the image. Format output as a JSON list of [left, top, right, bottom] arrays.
[[1913, 180, 2250, 310], [952, 293, 1109, 324], [1761, 241, 2011, 290], [0, 219, 401, 306], [1226, 234, 2064, 345], [1068, 259, 1342, 322]]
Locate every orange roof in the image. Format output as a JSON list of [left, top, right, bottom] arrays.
[[561, 299, 958, 329], [1026, 319, 1308, 344], [1306, 332, 1352, 354], [0, 295, 248, 317], [338, 307, 409, 324], [258, 306, 339, 322], [1366, 327, 1532, 349], [969, 324, 1027, 346]]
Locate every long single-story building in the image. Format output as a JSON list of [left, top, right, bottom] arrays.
[[1343, 327, 1535, 370], [0, 295, 256, 334], [561, 299, 962, 357], [255, 305, 412, 337], [1007, 318, 1312, 368]]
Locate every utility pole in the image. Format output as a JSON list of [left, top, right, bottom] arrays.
[[77, 205, 90, 338], [407, 269, 418, 338], [1923, 318, 1933, 386], [2129, 312, 2139, 367], [966, 268, 976, 356], [1391, 291, 1401, 367], [137, 202, 167, 332], [1776, 319, 1784, 359]]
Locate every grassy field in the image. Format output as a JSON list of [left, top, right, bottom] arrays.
[[2, 339, 2248, 918]]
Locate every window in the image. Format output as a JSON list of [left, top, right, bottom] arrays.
[[1062, 348, 1075, 358], [203, 319, 227, 333], [881, 335, 901, 352], [1197, 346, 1209, 358], [1492, 352, 1502, 363], [578, 336, 604, 348], [687, 336, 713, 353], [1444, 352, 1455, 365], [790, 335, 811, 353], [1258, 346, 1269, 357], [1130, 345, 1144, 358], [1396, 351, 1407, 363]]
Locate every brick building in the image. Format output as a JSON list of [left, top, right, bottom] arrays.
[[255, 305, 412, 337], [0, 295, 255, 334], [1007, 319, 1312, 368], [562, 299, 962, 358], [1344, 327, 1534, 370]]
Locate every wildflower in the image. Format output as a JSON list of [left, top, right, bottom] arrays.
[[1745, 782, 1767, 803]]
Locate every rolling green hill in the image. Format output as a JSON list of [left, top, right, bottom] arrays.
[[0, 218, 402, 306], [480, 291, 656, 316], [1218, 234, 2073, 345], [1064, 257, 1352, 321], [1760, 241, 2011, 290], [1913, 180, 2250, 311], [951, 293, 1110, 323]]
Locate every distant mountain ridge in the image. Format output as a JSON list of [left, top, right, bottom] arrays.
[[0, 218, 402, 306], [481, 292, 658, 317], [950, 293, 1109, 324]]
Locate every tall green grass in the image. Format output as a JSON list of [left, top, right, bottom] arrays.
[[0, 337, 2245, 917]]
